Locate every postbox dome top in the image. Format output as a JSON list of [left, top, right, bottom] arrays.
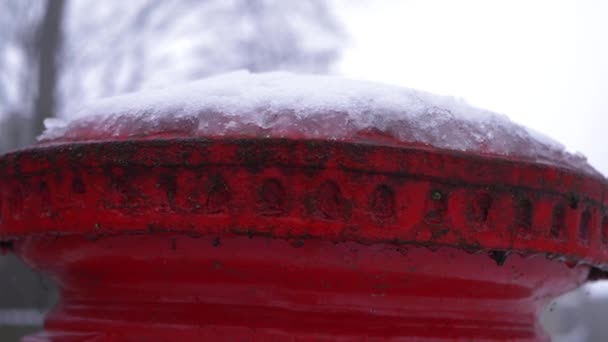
[[39, 71, 600, 177]]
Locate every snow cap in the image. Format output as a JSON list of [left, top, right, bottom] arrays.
[[39, 71, 600, 177]]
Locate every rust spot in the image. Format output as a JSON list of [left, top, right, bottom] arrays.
[[602, 216, 608, 245], [39, 182, 51, 215], [550, 205, 566, 239], [514, 198, 533, 234], [0, 189, 3, 223], [258, 179, 286, 216], [488, 250, 509, 266], [206, 176, 230, 214], [369, 185, 395, 221], [431, 227, 450, 240], [109, 167, 128, 194], [290, 239, 305, 248], [317, 180, 345, 220], [158, 173, 177, 209], [106, 166, 142, 208], [54, 169, 64, 184], [579, 209, 591, 244], [304, 141, 330, 167], [71, 177, 86, 194], [568, 193, 579, 209], [425, 190, 447, 225], [185, 172, 205, 212], [431, 191, 443, 201], [471, 192, 492, 223], [9, 184, 24, 215], [237, 142, 273, 173]]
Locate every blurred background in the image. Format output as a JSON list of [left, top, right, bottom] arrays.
[[0, 0, 607, 341]]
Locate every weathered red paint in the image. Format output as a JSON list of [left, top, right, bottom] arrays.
[[0, 137, 606, 341]]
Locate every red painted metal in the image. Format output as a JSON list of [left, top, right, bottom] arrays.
[[0, 137, 606, 341]]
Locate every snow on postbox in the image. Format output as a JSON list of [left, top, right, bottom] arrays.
[[1, 71, 606, 341]]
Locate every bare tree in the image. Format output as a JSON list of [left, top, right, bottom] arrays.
[[0, 0, 65, 151], [32, 0, 66, 136]]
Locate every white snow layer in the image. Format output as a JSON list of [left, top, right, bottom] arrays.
[[39, 71, 601, 177]]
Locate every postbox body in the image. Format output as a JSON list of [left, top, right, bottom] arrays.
[[1, 73, 607, 341]]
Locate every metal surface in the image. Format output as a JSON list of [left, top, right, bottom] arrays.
[[1, 138, 606, 341]]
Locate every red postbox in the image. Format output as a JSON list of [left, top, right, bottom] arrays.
[[1, 72, 606, 341]]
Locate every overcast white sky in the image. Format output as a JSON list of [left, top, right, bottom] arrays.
[[334, 0, 608, 176]]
